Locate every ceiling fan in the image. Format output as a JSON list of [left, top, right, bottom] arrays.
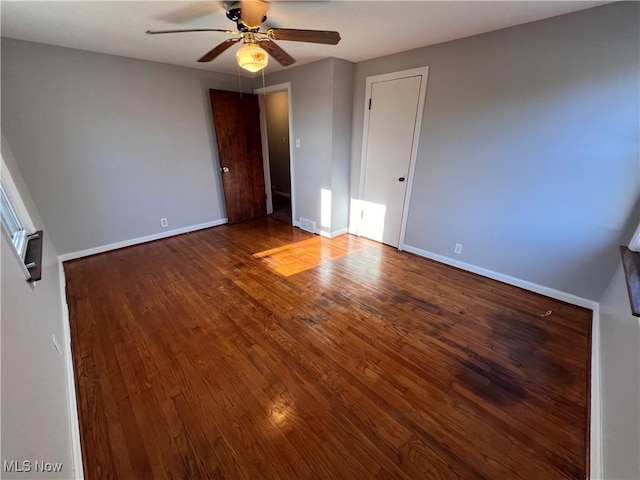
[[146, 0, 341, 72]]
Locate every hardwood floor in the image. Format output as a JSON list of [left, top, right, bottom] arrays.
[[64, 218, 592, 479]]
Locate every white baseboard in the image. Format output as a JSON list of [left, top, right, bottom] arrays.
[[272, 190, 291, 199], [402, 244, 598, 310], [292, 218, 347, 239], [58, 261, 84, 480], [319, 228, 348, 239], [58, 219, 228, 262], [590, 304, 603, 480]]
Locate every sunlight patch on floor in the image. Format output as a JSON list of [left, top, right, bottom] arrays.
[[253, 235, 372, 277]]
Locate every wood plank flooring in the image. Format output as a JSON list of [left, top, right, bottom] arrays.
[[64, 218, 592, 479]]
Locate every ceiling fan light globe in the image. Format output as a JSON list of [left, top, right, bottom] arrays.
[[236, 43, 268, 72]]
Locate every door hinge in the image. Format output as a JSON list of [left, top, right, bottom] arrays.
[[368, 98, 372, 110]]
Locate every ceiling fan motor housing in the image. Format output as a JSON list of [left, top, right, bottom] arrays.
[[226, 2, 266, 31]]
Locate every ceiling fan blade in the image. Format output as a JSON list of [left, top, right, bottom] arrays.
[[259, 40, 295, 66], [146, 28, 234, 35], [198, 38, 241, 62], [240, 0, 269, 28], [154, 3, 221, 25], [267, 28, 341, 45]]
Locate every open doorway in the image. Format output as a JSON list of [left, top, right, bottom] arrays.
[[255, 83, 295, 226], [264, 91, 291, 224]]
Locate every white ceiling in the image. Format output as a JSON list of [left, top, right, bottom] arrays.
[[1, 1, 611, 76]]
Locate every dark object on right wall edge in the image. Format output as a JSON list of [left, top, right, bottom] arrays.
[[620, 245, 640, 317], [24, 230, 44, 283]]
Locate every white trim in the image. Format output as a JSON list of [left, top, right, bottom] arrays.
[[0, 153, 36, 233], [590, 304, 603, 480], [58, 219, 227, 262], [330, 228, 348, 238], [356, 66, 430, 250], [58, 261, 84, 479], [629, 223, 640, 252], [256, 94, 274, 215], [402, 243, 599, 310], [273, 190, 291, 199], [254, 82, 295, 225], [318, 227, 348, 239], [293, 223, 347, 239]]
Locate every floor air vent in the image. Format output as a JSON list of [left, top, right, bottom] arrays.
[[299, 218, 316, 234]]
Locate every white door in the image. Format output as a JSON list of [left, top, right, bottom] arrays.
[[360, 74, 423, 248]]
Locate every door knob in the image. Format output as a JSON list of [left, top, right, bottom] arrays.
[[398, 177, 405, 182], [221, 166, 230, 173]]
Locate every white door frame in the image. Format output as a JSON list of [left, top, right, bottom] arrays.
[[357, 66, 429, 250], [254, 82, 295, 224]]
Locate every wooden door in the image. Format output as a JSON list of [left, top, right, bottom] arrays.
[[361, 75, 422, 247], [210, 89, 267, 223]]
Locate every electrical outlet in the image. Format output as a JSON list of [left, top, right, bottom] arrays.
[[295, 138, 301, 148], [160, 218, 168, 228], [52, 335, 63, 356], [454, 243, 463, 254]]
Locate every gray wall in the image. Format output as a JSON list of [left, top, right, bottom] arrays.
[[260, 58, 354, 236], [1, 134, 74, 478], [331, 59, 354, 234], [265, 91, 291, 195], [1, 38, 248, 255], [350, 2, 640, 301], [599, 263, 640, 479]]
